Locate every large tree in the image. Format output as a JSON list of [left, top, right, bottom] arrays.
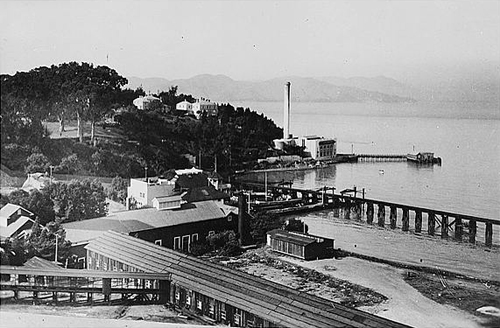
[[45, 179, 108, 222], [56, 62, 127, 143], [27, 219, 71, 263]]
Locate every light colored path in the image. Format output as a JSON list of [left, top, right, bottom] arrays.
[[299, 213, 500, 281], [0, 311, 210, 328], [280, 256, 482, 328]]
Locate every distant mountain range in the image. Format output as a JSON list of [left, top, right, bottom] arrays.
[[126, 75, 415, 103], [126, 73, 499, 103]]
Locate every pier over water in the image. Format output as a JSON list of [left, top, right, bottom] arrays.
[[237, 182, 499, 248], [356, 154, 407, 162]]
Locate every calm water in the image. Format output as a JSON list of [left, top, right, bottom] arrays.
[[233, 101, 500, 220]]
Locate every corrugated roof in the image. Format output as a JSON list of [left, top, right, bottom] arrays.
[[267, 229, 324, 247], [85, 231, 410, 328], [63, 201, 238, 243]]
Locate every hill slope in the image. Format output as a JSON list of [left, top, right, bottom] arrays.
[[126, 75, 414, 103]]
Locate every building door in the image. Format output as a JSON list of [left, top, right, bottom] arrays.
[[182, 235, 190, 252]]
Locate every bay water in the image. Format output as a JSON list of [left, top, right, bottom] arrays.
[[232, 101, 500, 220]]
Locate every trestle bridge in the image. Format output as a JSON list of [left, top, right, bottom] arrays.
[[0, 267, 169, 305], [238, 182, 499, 247]]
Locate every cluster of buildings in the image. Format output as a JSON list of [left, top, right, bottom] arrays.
[[175, 98, 218, 119], [132, 94, 218, 119], [61, 169, 237, 267]]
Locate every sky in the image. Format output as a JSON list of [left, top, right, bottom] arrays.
[[0, 0, 499, 82]]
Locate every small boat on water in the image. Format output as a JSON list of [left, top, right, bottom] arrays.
[[406, 152, 442, 165]]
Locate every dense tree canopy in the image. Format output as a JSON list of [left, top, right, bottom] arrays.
[[7, 189, 56, 225], [1, 62, 128, 144], [44, 180, 108, 222], [1, 62, 283, 179]]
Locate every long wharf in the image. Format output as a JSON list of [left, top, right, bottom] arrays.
[[237, 182, 499, 248]]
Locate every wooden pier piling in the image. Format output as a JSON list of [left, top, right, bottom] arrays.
[[469, 220, 476, 244], [441, 215, 449, 239], [366, 202, 374, 224], [377, 205, 385, 227], [390, 206, 397, 229], [402, 208, 410, 231], [428, 212, 436, 236], [236, 182, 500, 248], [415, 210, 422, 233], [486, 223, 493, 247], [455, 216, 463, 241]]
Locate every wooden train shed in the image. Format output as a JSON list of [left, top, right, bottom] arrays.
[[83, 230, 409, 328]]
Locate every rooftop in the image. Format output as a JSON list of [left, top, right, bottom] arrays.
[[63, 200, 238, 243], [181, 186, 229, 203], [24, 256, 64, 270], [0, 216, 36, 240], [84, 231, 408, 328], [267, 229, 327, 246], [0, 203, 33, 220]]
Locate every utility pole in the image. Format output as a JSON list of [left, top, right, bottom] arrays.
[[49, 165, 54, 185], [54, 234, 59, 263], [265, 171, 268, 201], [145, 166, 148, 181]]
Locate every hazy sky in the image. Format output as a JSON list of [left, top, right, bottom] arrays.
[[1, 0, 499, 82]]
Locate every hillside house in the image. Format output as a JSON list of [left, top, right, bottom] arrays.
[[175, 100, 194, 115], [192, 99, 218, 119], [22, 173, 54, 191], [132, 95, 162, 110]]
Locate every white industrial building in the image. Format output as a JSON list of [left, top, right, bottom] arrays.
[[298, 135, 337, 160], [273, 82, 337, 161]]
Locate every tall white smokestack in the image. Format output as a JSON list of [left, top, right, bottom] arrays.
[[283, 82, 291, 139]]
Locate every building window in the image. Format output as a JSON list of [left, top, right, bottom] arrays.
[[174, 237, 181, 250], [192, 234, 199, 243], [208, 230, 215, 236], [182, 235, 190, 252], [155, 239, 162, 246]]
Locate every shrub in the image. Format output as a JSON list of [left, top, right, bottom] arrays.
[[25, 152, 51, 174]]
